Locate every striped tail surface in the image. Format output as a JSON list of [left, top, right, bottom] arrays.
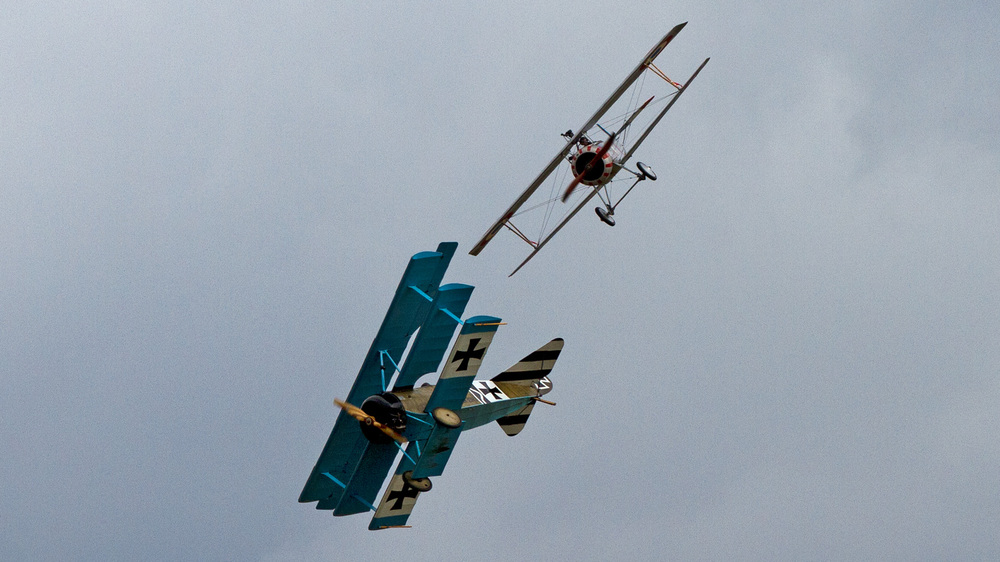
[[491, 338, 563, 436]]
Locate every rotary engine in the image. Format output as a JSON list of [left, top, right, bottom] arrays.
[[569, 142, 617, 186], [358, 392, 407, 443]]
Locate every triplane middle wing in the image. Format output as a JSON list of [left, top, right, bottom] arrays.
[[299, 242, 564, 530], [469, 22, 710, 275]]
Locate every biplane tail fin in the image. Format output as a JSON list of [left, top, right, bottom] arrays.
[[492, 338, 563, 436]]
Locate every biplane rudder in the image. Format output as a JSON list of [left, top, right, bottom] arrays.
[[491, 338, 563, 436]]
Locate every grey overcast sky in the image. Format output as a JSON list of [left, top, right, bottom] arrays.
[[3, 2, 999, 560]]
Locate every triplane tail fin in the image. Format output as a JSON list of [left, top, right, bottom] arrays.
[[491, 338, 563, 436]]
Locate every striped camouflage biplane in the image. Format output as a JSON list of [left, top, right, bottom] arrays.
[[299, 242, 563, 529]]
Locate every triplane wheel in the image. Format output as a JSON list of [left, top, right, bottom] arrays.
[[431, 407, 462, 428], [402, 471, 432, 492]]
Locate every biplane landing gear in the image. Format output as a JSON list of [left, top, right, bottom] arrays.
[[432, 407, 462, 428], [402, 471, 432, 492], [636, 161, 657, 181], [595, 206, 616, 226]]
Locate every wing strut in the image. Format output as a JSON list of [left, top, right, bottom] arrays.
[[621, 57, 710, 164]]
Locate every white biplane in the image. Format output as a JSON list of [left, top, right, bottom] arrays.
[[469, 22, 709, 275]]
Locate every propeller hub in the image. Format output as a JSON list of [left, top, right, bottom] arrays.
[[359, 392, 407, 443]]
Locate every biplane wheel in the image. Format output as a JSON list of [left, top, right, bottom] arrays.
[[636, 161, 657, 181], [432, 407, 462, 428], [403, 471, 432, 492], [595, 207, 616, 226]]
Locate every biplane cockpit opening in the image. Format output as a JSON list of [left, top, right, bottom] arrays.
[[358, 392, 407, 444]]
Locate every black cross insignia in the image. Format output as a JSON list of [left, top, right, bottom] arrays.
[[387, 481, 420, 511], [480, 383, 504, 401], [452, 338, 484, 371]]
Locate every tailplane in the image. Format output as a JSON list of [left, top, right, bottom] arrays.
[[491, 338, 563, 436]]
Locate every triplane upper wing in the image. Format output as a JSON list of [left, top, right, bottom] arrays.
[[299, 243, 564, 530], [469, 22, 709, 275]]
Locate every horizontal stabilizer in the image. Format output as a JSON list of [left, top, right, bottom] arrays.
[[491, 338, 562, 436], [496, 402, 537, 437], [492, 338, 563, 385]]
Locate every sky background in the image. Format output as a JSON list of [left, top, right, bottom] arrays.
[[3, 2, 999, 560]]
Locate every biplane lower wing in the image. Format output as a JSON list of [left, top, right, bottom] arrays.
[[299, 243, 455, 507], [508, 188, 602, 276], [469, 23, 688, 258]]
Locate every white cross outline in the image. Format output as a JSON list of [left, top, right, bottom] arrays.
[[469, 380, 508, 404]]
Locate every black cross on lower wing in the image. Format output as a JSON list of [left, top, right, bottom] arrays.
[[387, 481, 420, 511]]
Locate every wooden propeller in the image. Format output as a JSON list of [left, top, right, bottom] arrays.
[[335, 398, 407, 443], [562, 131, 617, 202]]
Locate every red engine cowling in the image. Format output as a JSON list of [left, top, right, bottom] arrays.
[[569, 143, 615, 186]]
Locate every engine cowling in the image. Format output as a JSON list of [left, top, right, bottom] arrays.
[[569, 142, 615, 186], [358, 392, 407, 443]]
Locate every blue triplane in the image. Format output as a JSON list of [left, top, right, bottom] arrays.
[[299, 242, 563, 529]]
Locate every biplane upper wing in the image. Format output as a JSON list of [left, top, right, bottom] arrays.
[[299, 243, 456, 508], [469, 22, 688, 257]]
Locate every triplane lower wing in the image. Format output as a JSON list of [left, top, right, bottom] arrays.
[[299, 242, 564, 529], [469, 22, 709, 275]]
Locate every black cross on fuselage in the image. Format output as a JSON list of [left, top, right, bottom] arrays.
[[387, 482, 420, 511], [479, 383, 504, 401], [452, 337, 484, 371]]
